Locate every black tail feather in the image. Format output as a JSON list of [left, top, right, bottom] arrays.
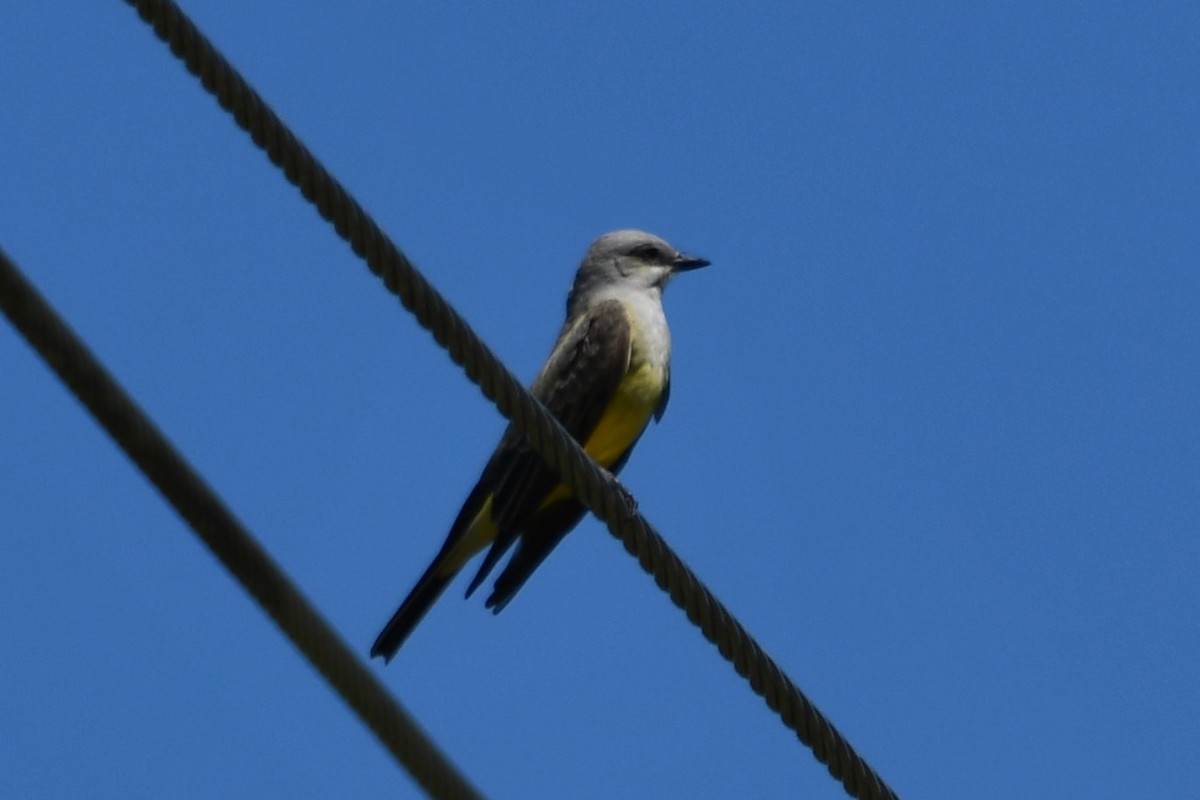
[[485, 501, 585, 612], [464, 534, 517, 600], [371, 562, 458, 662]]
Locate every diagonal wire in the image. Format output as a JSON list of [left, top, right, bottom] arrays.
[[121, 2, 901, 798], [0, 247, 485, 800]]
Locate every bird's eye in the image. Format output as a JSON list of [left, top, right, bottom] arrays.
[[635, 245, 665, 263]]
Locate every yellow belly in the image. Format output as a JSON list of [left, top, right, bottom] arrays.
[[587, 361, 664, 463], [445, 356, 666, 574], [538, 360, 665, 508]]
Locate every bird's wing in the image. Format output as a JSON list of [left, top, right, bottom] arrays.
[[370, 300, 631, 660], [463, 298, 632, 597], [655, 365, 671, 422]]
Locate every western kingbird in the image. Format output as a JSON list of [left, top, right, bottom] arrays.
[[371, 230, 709, 661]]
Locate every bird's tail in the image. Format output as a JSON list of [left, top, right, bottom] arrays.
[[370, 559, 459, 662], [372, 487, 497, 661]]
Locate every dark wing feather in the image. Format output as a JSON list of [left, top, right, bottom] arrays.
[[484, 501, 588, 611], [483, 434, 645, 611], [374, 300, 633, 658], [655, 365, 671, 422], [464, 299, 632, 598]]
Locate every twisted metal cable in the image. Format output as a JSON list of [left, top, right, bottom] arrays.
[[121, 2, 901, 797], [0, 248, 484, 800]]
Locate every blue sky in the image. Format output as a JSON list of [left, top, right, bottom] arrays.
[[2, 3, 1197, 798]]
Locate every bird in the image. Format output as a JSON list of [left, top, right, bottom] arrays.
[[371, 230, 709, 662]]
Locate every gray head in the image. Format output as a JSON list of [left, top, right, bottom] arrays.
[[566, 230, 709, 315]]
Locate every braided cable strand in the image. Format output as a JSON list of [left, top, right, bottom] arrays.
[[122, 2, 900, 798], [0, 249, 484, 800]]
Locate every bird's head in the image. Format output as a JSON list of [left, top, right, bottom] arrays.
[[567, 230, 709, 314]]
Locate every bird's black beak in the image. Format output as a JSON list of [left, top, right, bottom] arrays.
[[672, 252, 711, 272]]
